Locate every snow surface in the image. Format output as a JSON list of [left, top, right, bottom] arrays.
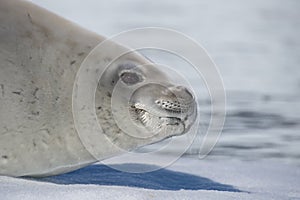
[[0, 156, 299, 200]]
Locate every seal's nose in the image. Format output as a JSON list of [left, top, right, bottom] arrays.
[[158, 85, 196, 117], [163, 85, 197, 132], [167, 86, 195, 103]]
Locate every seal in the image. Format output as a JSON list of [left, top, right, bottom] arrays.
[[0, 0, 197, 177]]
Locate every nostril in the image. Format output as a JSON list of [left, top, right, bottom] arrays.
[[175, 86, 185, 91], [173, 86, 194, 101], [184, 88, 194, 99], [172, 86, 193, 95]]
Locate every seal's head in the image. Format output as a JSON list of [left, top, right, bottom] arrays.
[[96, 52, 197, 150]]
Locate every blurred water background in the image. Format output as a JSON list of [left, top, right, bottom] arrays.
[[31, 0, 300, 164]]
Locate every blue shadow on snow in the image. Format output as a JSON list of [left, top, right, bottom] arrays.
[[35, 164, 241, 192]]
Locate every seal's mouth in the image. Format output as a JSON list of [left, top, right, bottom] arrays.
[[130, 103, 186, 136]]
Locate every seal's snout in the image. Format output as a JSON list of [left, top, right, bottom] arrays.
[[156, 86, 195, 112], [129, 83, 197, 135], [168, 85, 197, 131]]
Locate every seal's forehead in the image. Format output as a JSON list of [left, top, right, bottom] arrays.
[[117, 61, 168, 81]]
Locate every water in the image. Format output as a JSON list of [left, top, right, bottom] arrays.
[[31, 0, 300, 164]]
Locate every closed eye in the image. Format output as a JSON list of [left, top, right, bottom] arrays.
[[120, 71, 143, 85]]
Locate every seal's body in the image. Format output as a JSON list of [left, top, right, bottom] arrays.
[[0, 0, 197, 177]]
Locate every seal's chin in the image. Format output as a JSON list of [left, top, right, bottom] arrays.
[[130, 104, 186, 136]]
